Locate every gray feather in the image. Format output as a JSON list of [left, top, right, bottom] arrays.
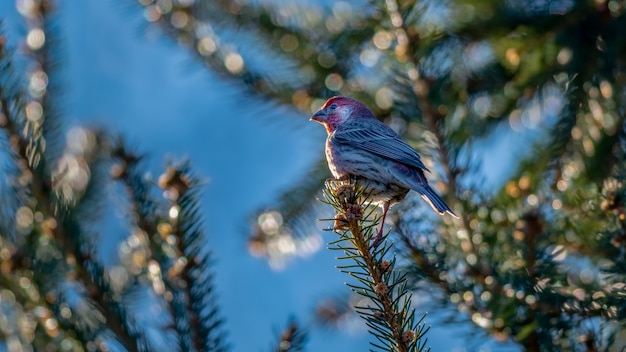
[[333, 124, 430, 172]]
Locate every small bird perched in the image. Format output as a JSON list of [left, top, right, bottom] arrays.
[[310, 96, 456, 243]]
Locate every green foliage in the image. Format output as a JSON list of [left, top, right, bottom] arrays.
[[270, 318, 307, 352], [3, 0, 626, 350], [0, 2, 231, 351], [133, 0, 626, 350], [322, 180, 429, 352]]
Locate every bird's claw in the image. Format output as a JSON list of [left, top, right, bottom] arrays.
[[371, 235, 383, 249], [371, 228, 385, 249], [325, 177, 348, 191]]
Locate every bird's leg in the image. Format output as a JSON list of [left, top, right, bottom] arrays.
[[372, 200, 390, 248]]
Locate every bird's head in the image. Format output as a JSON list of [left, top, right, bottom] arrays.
[[310, 96, 374, 133]]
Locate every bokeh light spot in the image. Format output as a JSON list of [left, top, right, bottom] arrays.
[[279, 34, 299, 52], [324, 73, 343, 91], [325, 17, 344, 33], [16, 0, 37, 16], [505, 181, 520, 198], [169, 205, 180, 219], [144, 5, 161, 22], [359, 48, 379, 67], [158, 0, 173, 14], [224, 53, 244, 74], [599, 80, 613, 98], [372, 31, 392, 50], [16, 206, 34, 230], [258, 211, 283, 235], [518, 176, 530, 190], [505, 48, 520, 67], [557, 48, 572, 65], [170, 11, 189, 28], [526, 194, 538, 206], [60, 305, 72, 319], [472, 313, 490, 328], [26, 28, 45, 50], [450, 293, 460, 303], [375, 87, 393, 109], [291, 90, 311, 110], [44, 318, 59, 333], [29, 70, 48, 98], [573, 288, 586, 301], [67, 127, 96, 155], [472, 95, 491, 118], [333, 1, 352, 18], [197, 37, 216, 56], [317, 51, 336, 68], [580, 269, 594, 284], [25, 101, 43, 122]]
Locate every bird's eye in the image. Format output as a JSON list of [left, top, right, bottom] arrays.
[[330, 104, 338, 110]]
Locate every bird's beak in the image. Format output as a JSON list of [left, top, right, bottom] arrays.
[[310, 109, 327, 123]]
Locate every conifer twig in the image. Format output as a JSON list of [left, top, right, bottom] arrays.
[[271, 319, 307, 352], [323, 180, 428, 352], [0, 32, 144, 352], [384, 0, 501, 292], [157, 163, 228, 352]]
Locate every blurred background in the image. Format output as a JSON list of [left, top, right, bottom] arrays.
[[1, 0, 625, 351]]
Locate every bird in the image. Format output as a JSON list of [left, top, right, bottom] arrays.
[[310, 96, 456, 244]]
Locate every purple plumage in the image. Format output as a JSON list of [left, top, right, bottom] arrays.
[[311, 96, 456, 243]]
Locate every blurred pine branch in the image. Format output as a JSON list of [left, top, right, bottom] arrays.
[[3, 0, 626, 350], [270, 318, 307, 352], [133, 0, 626, 349], [0, 2, 229, 351]]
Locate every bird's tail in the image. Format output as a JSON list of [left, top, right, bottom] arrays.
[[418, 184, 458, 218], [391, 163, 457, 218]]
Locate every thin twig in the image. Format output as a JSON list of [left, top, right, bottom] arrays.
[[325, 181, 426, 351]]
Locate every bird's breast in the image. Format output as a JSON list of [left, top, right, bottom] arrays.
[[325, 137, 344, 178]]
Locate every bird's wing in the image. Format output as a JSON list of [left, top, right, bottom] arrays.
[[333, 126, 430, 171]]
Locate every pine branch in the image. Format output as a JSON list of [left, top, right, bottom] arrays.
[[47, 140, 148, 352], [157, 162, 228, 352], [382, 1, 512, 317], [132, 0, 375, 111], [21, 0, 64, 169], [381, 0, 498, 296], [0, 238, 90, 351], [249, 157, 328, 266], [322, 179, 429, 352], [110, 146, 230, 351], [0, 14, 146, 351], [110, 141, 173, 279], [132, 0, 304, 107], [382, 0, 460, 192], [271, 158, 329, 236], [270, 318, 307, 352]]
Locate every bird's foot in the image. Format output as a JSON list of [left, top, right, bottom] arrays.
[[325, 177, 348, 191], [371, 228, 384, 249]]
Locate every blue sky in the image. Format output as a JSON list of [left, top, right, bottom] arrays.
[[0, 1, 524, 351]]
